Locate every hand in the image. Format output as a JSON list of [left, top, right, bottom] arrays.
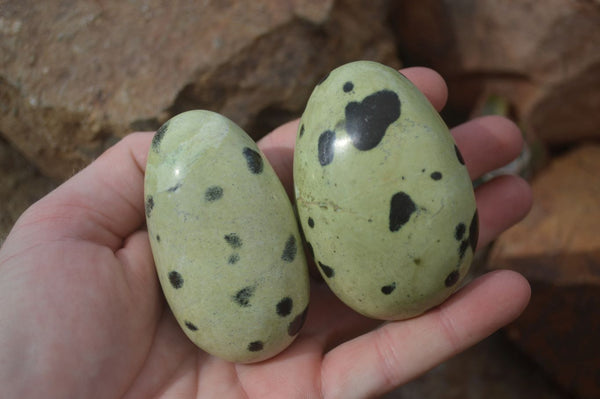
[[0, 67, 532, 399]]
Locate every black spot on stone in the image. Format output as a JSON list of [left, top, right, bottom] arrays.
[[317, 72, 330, 85], [299, 124, 305, 138], [454, 144, 465, 165], [243, 147, 263, 174], [389, 192, 417, 232], [469, 210, 479, 252], [413, 258, 421, 265], [276, 297, 293, 317], [445, 270, 460, 287], [185, 321, 198, 331], [306, 242, 314, 260], [343, 81, 354, 92], [308, 217, 315, 228], [145, 195, 154, 218], [345, 90, 401, 151], [151, 121, 169, 152], [318, 130, 336, 166], [168, 271, 184, 289], [228, 253, 240, 264], [167, 182, 182, 192], [431, 171, 443, 181], [318, 261, 334, 278], [233, 286, 255, 307], [224, 233, 242, 249], [281, 235, 297, 262], [248, 341, 264, 352], [459, 239, 469, 259], [156, 234, 161, 242], [381, 282, 396, 295], [455, 223, 466, 241], [288, 305, 308, 336], [205, 186, 223, 202]]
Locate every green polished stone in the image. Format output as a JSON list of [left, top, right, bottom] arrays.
[[294, 61, 477, 320], [145, 110, 309, 363]]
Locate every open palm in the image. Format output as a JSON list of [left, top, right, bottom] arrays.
[[0, 68, 532, 399]]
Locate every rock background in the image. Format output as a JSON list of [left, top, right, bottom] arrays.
[[488, 145, 600, 399], [1, 0, 599, 397], [392, 0, 600, 146], [0, 0, 399, 180]]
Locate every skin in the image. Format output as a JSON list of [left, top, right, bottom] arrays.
[[0, 67, 532, 399]]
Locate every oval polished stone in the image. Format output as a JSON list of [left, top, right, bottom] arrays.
[[145, 110, 309, 363], [294, 61, 478, 320]]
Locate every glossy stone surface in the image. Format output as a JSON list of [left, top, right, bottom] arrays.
[[294, 61, 477, 320], [145, 110, 309, 363]]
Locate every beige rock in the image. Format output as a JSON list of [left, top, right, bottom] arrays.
[[488, 144, 600, 399], [0, 0, 400, 179], [392, 0, 600, 146], [490, 145, 600, 258]]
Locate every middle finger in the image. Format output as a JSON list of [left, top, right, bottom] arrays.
[[452, 115, 524, 181]]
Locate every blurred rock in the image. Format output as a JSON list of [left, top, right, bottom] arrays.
[[0, 136, 57, 242], [383, 332, 568, 399], [392, 0, 600, 145], [488, 144, 600, 399], [0, 0, 400, 179]]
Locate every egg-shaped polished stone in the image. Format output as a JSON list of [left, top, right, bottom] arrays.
[[145, 110, 309, 363], [294, 61, 478, 320]]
